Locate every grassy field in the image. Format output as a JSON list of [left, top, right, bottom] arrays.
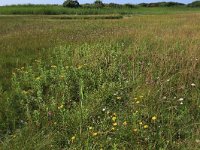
[[0, 12, 200, 149], [1, 5, 200, 15]]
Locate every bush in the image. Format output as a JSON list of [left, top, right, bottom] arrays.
[[63, 0, 80, 8]]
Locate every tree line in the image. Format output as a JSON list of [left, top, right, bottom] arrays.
[[63, 0, 200, 8]]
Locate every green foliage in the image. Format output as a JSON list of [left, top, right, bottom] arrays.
[[139, 2, 185, 7], [63, 0, 80, 8], [0, 5, 199, 15], [188, 1, 200, 7], [94, 0, 104, 8]]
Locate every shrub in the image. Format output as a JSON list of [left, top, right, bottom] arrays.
[[63, 0, 80, 8]]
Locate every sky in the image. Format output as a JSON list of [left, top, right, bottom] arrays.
[[0, 0, 195, 6]]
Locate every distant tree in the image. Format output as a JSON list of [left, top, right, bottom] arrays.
[[94, 0, 104, 8], [63, 0, 80, 8], [108, 3, 122, 8], [188, 1, 200, 7], [123, 3, 137, 8]]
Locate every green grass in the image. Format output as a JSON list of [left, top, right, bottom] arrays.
[[0, 13, 200, 149], [1, 5, 200, 15]]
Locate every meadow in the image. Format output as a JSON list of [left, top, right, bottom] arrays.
[[1, 5, 200, 15], [0, 11, 200, 149]]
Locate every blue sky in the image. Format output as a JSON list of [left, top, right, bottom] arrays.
[[0, 0, 194, 6]]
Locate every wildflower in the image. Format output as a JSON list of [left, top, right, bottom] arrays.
[[54, 122, 57, 125], [116, 96, 121, 100], [178, 98, 184, 101], [92, 132, 98, 136], [180, 102, 183, 105], [134, 97, 138, 100], [139, 96, 144, 98], [136, 101, 140, 104], [144, 125, 148, 129], [123, 121, 127, 126], [22, 90, 28, 95], [112, 116, 117, 122], [133, 128, 138, 132], [113, 113, 117, 116], [163, 96, 167, 100], [102, 108, 106, 112], [89, 126, 93, 130], [71, 136, 76, 142], [60, 75, 65, 79], [36, 77, 40, 80], [152, 116, 157, 121], [113, 122, 117, 126], [191, 83, 196, 87], [51, 65, 57, 68], [111, 127, 115, 131], [139, 122, 143, 125], [77, 65, 82, 69], [58, 104, 64, 109]]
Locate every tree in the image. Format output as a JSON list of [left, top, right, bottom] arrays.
[[63, 0, 80, 8], [94, 0, 104, 8]]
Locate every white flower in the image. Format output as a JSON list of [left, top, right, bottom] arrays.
[[191, 83, 196, 87], [163, 96, 167, 100], [180, 102, 183, 105], [178, 98, 184, 101], [102, 108, 106, 112]]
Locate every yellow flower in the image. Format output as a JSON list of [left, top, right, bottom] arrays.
[[134, 97, 138, 100], [51, 65, 57, 68], [123, 121, 127, 126], [92, 132, 98, 136], [89, 126, 93, 130], [77, 65, 82, 69], [71, 136, 76, 142], [112, 116, 117, 122], [36, 77, 40, 80], [136, 101, 140, 104], [152, 116, 157, 121], [139, 122, 143, 125], [58, 104, 64, 109], [116, 96, 121, 100], [113, 122, 117, 126], [133, 128, 138, 132], [111, 127, 115, 131], [144, 125, 148, 129], [113, 113, 117, 116]]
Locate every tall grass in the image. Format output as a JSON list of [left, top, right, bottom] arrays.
[[0, 14, 200, 149], [0, 5, 200, 15]]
